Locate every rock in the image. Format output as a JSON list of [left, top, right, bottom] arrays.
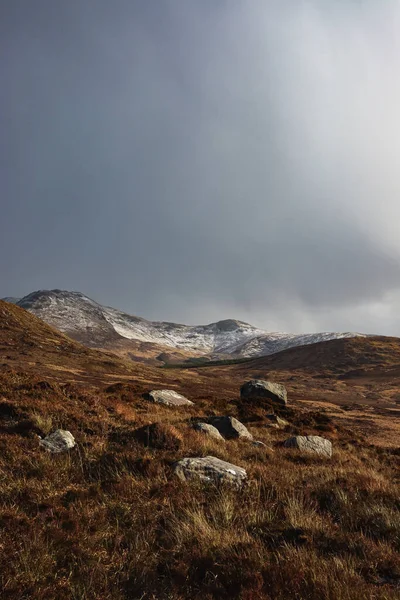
[[284, 435, 332, 458], [174, 456, 247, 487], [39, 429, 76, 453], [207, 416, 253, 440], [266, 414, 289, 428], [240, 380, 287, 407], [134, 422, 183, 451], [146, 390, 193, 407], [194, 422, 225, 441]]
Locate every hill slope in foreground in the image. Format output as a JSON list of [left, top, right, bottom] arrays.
[[0, 300, 399, 599]]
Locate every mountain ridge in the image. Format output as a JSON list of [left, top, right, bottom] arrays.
[[3, 289, 365, 362]]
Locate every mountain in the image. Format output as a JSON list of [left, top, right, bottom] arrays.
[[4, 289, 364, 363], [0, 298, 157, 384]]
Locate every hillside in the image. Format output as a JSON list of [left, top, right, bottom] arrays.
[[5, 289, 364, 363], [234, 335, 400, 376], [0, 300, 167, 388], [0, 302, 399, 599]]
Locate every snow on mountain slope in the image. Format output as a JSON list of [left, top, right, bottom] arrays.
[[5, 289, 364, 359], [232, 330, 362, 358], [102, 306, 266, 353]]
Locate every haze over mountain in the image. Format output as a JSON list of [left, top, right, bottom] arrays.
[[4, 290, 365, 363]]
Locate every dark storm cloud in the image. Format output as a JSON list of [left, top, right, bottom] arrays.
[[2, 1, 400, 333]]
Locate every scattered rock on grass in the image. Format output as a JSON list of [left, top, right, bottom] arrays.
[[194, 422, 225, 441], [173, 456, 247, 487], [283, 435, 332, 457], [208, 416, 253, 440], [240, 380, 287, 407], [146, 390, 193, 407], [39, 430, 76, 453]]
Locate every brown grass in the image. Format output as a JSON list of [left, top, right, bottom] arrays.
[[0, 301, 399, 598]]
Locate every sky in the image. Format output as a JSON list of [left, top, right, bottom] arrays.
[[2, 1, 400, 334]]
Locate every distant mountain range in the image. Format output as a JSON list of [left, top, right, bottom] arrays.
[[2, 289, 365, 364]]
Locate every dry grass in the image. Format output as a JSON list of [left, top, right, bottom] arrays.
[[0, 301, 399, 598], [0, 367, 399, 599]]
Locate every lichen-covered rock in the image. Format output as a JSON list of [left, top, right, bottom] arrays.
[[240, 380, 287, 406], [147, 390, 193, 407], [194, 422, 225, 441], [207, 416, 253, 440], [39, 429, 76, 453], [174, 456, 247, 486], [284, 435, 332, 458]]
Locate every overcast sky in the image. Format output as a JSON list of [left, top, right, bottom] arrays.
[[2, 1, 400, 334]]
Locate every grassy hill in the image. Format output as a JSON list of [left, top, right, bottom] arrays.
[[0, 302, 399, 599]]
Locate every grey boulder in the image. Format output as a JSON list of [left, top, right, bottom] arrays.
[[174, 456, 247, 487], [39, 429, 76, 453], [147, 389, 193, 407], [284, 435, 332, 458], [194, 422, 225, 441], [207, 416, 253, 440], [240, 380, 287, 406]]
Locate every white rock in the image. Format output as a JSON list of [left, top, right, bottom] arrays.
[[207, 416, 253, 440], [39, 429, 76, 454], [174, 456, 247, 487], [147, 390, 193, 407], [194, 422, 225, 441], [284, 435, 332, 458], [240, 380, 287, 406]]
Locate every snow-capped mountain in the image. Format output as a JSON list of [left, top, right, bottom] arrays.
[[4, 290, 364, 361]]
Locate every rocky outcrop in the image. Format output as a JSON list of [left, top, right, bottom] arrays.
[[207, 416, 253, 440], [240, 380, 287, 406], [146, 390, 193, 407], [194, 422, 225, 441], [39, 430, 76, 453], [173, 456, 247, 486], [284, 435, 332, 457]]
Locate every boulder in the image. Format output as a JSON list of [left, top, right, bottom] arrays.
[[240, 380, 287, 407], [194, 422, 225, 441], [207, 416, 253, 440], [146, 389, 193, 407], [134, 422, 183, 451], [39, 429, 76, 453], [284, 435, 332, 458], [174, 456, 247, 487], [266, 414, 289, 428]]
